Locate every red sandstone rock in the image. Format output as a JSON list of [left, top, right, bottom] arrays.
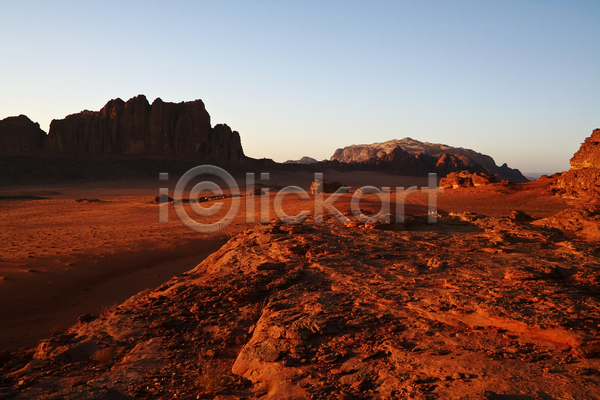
[[553, 129, 600, 202], [570, 129, 600, 171], [2, 219, 599, 398], [439, 170, 496, 189]]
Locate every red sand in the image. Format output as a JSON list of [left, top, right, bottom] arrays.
[[0, 173, 567, 351]]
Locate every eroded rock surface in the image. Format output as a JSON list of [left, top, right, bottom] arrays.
[[553, 129, 600, 202], [1, 217, 599, 399], [541, 129, 600, 240], [440, 170, 496, 189], [570, 129, 600, 171]]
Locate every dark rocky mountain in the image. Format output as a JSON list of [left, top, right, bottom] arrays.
[[0, 96, 248, 183], [0, 115, 46, 154], [331, 138, 527, 182], [46, 95, 245, 163]]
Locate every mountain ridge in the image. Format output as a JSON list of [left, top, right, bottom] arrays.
[[331, 137, 527, 182], [46, 95, 245, 163]]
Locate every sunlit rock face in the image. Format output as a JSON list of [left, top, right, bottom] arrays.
[[553, 129, 600, 202], [330, 137, 528, 182], [570, 129, 600, 171]]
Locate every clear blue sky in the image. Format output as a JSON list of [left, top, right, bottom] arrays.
[[1, 1, 598, 173]]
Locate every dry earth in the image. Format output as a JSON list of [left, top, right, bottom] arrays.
[[1, 172, 598, 399]]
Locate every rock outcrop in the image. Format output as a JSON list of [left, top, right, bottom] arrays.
[[309, 180, 343, 194], [46, 95, 245, 162], [439, 170, 496, 189], [538, 129, 600, 240], [331, 137, 528, 182], [552, 129, 600, 202], [533, 206, 600, 241], [0, 115, 46, 154], [570, 129, 600, 171], [2, 218, 600, 399]]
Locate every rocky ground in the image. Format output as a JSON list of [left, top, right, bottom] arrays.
[[1, 211, 599, 399]]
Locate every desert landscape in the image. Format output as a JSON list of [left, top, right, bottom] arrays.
[[0, 92, 599, 399], [1, 2, 599, 399]]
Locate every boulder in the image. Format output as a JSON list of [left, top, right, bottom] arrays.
[[439, 170, 496, 189], [155, 194, 174, 203], [310, 180, 343, 194], [510, 210, 534, 222]]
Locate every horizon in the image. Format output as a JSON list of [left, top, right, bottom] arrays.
[[1, 1, 598, 174]]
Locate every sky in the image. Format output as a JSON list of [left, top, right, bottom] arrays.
[[0, 1, 598, 174]]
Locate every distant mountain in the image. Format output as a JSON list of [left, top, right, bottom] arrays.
[[0, 95, 247, 183], [0, 115, 46, 154], [47, 95, 245, 163], [284, 156, 319, 165], [331, 138, 528, 182]]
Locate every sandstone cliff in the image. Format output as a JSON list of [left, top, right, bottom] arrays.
[[0, 115, 46, 154], [552, 129, 600, 202], [535, 128, 600, 240], [570, 129, 600, 171], [331, 138, 527, 182], [46, 95, 245, 162]]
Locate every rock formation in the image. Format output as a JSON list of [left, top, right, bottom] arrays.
[[439, 170, 496, 189], [570, 129, 600, 170], [533, 206, 600, 241], [552, 129, 600, 202], [46, 95, 245, 162], [2, 218, 599, 398], [331, 137, 527, 182], [535, 129, 600, 240], [309, 180, 343, 194], [0, 115, 46, 154], [326, 146, 489, 178]]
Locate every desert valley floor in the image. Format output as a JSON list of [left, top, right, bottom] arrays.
[[1, 171, 599, 399]]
